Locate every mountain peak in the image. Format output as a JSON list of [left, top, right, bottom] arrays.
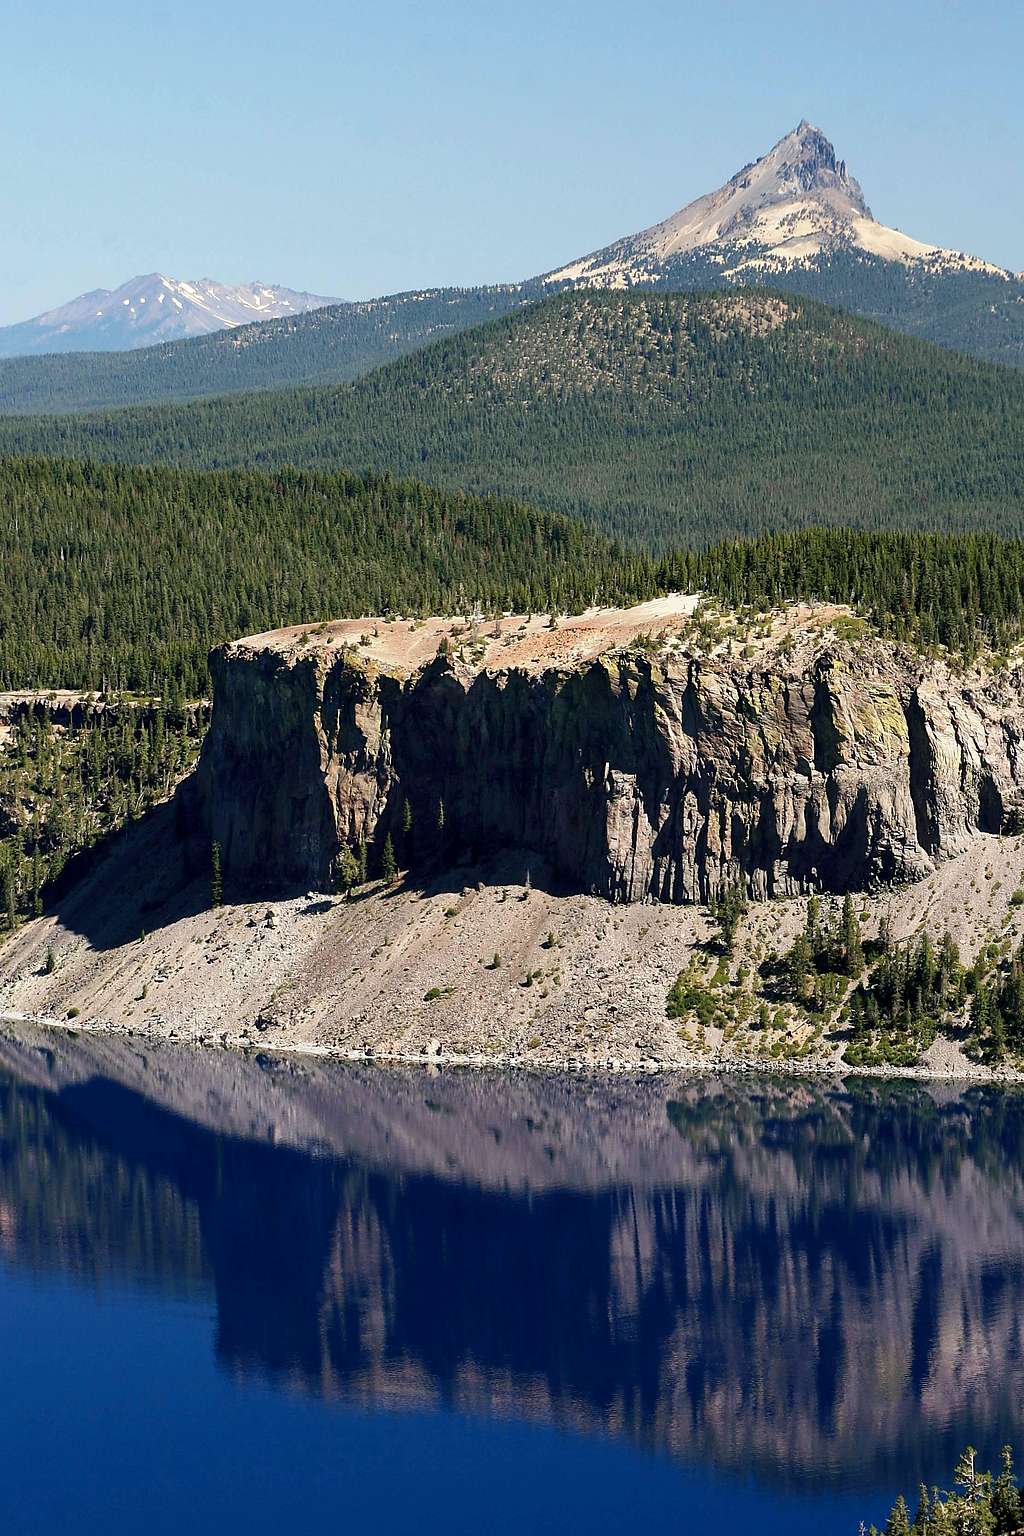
[[749, 120, 871, 217], [545, 121, 1005, 288], [0, 274, 344, 359]]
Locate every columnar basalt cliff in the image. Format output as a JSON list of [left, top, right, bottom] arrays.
[[192, 602, 1024, 902]]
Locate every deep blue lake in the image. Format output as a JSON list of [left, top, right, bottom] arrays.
[[1, 1030, 1022, 1536]]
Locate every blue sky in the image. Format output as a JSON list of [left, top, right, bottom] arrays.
[[2, 0, 1021, 324]]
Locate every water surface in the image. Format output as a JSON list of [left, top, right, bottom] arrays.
[[1, 1028, 1022, 1535]]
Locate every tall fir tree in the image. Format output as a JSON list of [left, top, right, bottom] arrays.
[[210, 841, 223, 908]]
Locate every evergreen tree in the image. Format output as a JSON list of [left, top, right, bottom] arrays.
[[336, 844, 360, 893], [380, 834, 397, 885], [210, 841, 223, 908], [788, 931, 814, 1001], [1, 856, 15, 931], [842, 893, 866, 977], [885, 1494, 911, 1536], [992, 1447, 1023, 1534], [877, 1449, 1020, 1536], [806, 895, 823, 961], [711, 883, 747, 956], [357, 838, 369, 886], [912, 1485, 931, 1533]]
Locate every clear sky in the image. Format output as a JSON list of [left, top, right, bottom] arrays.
[[3, 0, 1021, 324]]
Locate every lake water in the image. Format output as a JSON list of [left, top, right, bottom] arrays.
[[1, 1029, 1022, 1536]]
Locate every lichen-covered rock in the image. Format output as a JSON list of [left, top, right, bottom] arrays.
[[192, 626, 1024, 902]]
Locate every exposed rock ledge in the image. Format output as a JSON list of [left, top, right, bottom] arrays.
[[192, 598, 1024, 902]]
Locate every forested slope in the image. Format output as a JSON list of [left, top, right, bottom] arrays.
[[5, 457, 1024, 700], [559, 249, 1024, 370], [0, 457, 653, 694], [0, 286, 535, 416], [2, 253, 1023, 422], [3, 291, 1021, 551]]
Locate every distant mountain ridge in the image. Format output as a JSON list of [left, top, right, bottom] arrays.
[[0, 287, 536, 415], [1, 122, 1021, 415], [4, 288, 1022, 554], [0, 273, 342, 357]]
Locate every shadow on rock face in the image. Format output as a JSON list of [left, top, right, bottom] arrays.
[[33, 768, 581, 956]]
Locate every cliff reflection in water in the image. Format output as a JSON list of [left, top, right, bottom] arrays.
[[1, 1026, 1023, 1493]]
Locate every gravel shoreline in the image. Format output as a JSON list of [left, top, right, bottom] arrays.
[[6, 1008, 1023, 1088], [4, 819, 1024, 1087]]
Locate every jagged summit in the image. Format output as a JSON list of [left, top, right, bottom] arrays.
[[545, 120, 1003, 287], [749, 120, 870, 214], [0, 273, 343, 358]]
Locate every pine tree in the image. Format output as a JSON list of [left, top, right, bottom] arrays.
[[884, 1493, 911, 1536], [381, 833, 397, 884], [357, 838, 369, 886], [992, 1446, 1023, 1534], [911, 1485, 930, 1534], [806, 894, 823, 960], [210, 840, 223, 908], [954, 1446, 988, 1506], [336, 844, 360, 893], [789, 931, 814, 1001], [1, 856, 15, 931], [842, 893, 865, 977], [711, 882, 747, 956]]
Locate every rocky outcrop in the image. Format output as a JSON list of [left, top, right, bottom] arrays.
[[192, 622, 1024, 902]]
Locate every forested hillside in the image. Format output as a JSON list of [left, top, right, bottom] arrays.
[[0, 286, 535, 416], [711, 248, 1024, 368], [550, 247, 1024, 372], [5, 457, 1024, 702], [668, 527, 1024, 653], [3, 292, 1021, 551], [3, 251, 1023, 422], [0, 457, 653, 694]]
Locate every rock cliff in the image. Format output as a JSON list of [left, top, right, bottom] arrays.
[[191, 601, 1024, 902]]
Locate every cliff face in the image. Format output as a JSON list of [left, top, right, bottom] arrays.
[[193, 609, 1024, 901]]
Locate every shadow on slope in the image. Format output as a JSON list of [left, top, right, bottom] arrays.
[[36, 791, 212, 952], [35, 776, 577, 956]]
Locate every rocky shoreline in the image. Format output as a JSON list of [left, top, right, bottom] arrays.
[[6, 1008, 1023, 1088], [3, 815, 1024, 1082]]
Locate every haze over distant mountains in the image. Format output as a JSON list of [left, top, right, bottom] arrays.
[[1, 121, 1021, 415], [0, 274, 342, 357]]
